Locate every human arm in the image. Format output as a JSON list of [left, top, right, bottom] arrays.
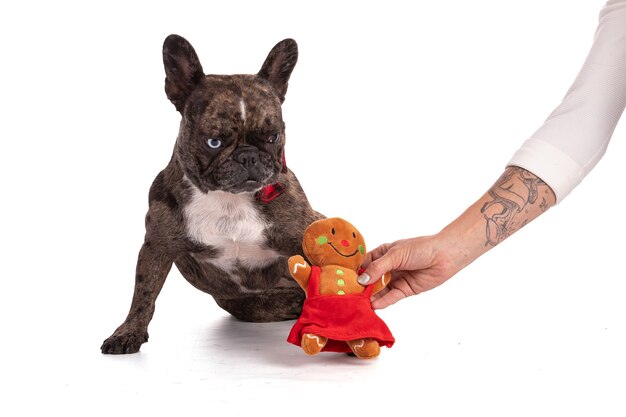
[[358, 166, 555, 309], [359, 1, 626, 309]]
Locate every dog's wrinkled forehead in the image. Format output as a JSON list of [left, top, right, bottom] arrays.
[[186, 75, 284, 137]]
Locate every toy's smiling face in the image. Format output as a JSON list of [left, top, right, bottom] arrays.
[[302, 218, 366, 270]]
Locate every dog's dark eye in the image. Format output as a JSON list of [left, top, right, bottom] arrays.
[[207, 138, 222, 149], [267, 133, 280, 144]]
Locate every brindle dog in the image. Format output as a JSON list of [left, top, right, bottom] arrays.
[[101, 35, 323, 354]]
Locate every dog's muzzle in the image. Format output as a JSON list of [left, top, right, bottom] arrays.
[[213, 145, 276, 192]]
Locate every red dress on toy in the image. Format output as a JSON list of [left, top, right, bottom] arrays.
[[287, 266, 395, 353]]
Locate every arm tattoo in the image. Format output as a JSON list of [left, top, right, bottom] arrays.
[[480, 167, 551, 247]]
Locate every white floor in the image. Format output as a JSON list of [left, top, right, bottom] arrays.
[[5, 245, 625, 417]]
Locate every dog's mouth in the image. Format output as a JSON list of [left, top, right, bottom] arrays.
[[227, 177, 278, 194], [236, 180, 264, 192], [328, 243, 359, 258], [212, 168, 275, 194]]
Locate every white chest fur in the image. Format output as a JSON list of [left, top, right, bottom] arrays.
[[183, 183, 281, 271]]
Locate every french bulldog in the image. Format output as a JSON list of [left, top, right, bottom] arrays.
[[101, 35, 323, 354]]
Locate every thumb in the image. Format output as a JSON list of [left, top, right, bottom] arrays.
[[357, 251, 399, 286]]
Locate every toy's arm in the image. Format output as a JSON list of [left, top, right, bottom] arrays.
[[371, 272, 392, 296], [288, 255, 311, 290]]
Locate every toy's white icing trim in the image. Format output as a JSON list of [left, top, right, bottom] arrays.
[[306, 334, 324, 348], [352, 339, 365, 348], [292, 262, 307, 274], [381, 274, 389, 286]]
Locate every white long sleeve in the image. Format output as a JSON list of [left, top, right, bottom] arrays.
[[508, 0, 626, 203]]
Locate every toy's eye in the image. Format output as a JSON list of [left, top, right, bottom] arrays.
[[352, 232, 356, 238], [267, 133, 280, 144], [207, 138, 222, 149], [331, 228, 335, 235]]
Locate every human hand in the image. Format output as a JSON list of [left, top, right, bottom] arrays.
[[358, 236, 457, 309], [357, 166, 556, 309]]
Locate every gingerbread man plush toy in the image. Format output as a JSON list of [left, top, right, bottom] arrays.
[[287, 217, 394, 359]]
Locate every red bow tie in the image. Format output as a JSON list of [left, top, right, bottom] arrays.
[[255, 151, 287, 204], [255, 183, 284, 204]]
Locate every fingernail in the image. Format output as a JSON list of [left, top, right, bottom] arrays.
[[357, 273, 370, 285]]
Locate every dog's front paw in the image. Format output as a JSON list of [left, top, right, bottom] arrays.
[[101, 329, 148, 354]]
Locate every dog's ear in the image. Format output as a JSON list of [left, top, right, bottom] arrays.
[[163, 34, 204, 112], [258, 39, 298, 103]]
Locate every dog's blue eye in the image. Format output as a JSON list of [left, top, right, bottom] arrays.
[[267, 133, 280, 144], [207, 138, 222, 149]]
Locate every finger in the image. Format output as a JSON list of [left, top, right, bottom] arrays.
[[371, 288, 409, 309], [357, 249, 399, 286], [361, 243, 392, 270], [361, 252, 374, 270], [370, 286, 390, 302], [362, 243, 392, 268]]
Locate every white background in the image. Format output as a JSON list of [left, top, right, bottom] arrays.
[[1, 1, 625, 416]]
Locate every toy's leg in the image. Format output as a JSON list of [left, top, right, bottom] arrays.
[[301, 333, 328, 355], [347, 338, 380, 359]]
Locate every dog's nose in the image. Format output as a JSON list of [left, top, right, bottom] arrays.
[[234, 148, 259, 168], [340, 240, 350, 247]]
